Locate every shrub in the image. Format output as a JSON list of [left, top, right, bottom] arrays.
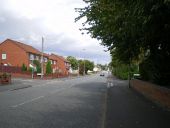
[[21, 63, 27, 71], [113, 63, 139, 80], [46, 60, 52, 74], [33, 60, 41, 73]]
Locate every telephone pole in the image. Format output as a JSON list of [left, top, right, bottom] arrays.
[[83, 49, 86, 75], [41, 37, 44, 79]]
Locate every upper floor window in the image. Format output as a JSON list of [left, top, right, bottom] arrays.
[[2, 53, 6, 60], [44, 57, 48, 62], [50, 60, 53, 64], [29, 54, 34, 60], [35, 55, 39, 60], [54, 61, 56, 65]]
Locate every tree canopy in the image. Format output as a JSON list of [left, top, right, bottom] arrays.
[[76, 0, 170, 85], [78, 59, 94, 75], [67, 56, 78, 70]]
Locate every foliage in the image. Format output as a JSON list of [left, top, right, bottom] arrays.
[[76, 0, 170, 85], [33, 60, 41, 73], [97, 64, 108, 70], [21, 63, 27, 71], [78, 60, 85, 75], [67, 56, 78, 70], [84, 60, 94, 73], [28, 67, 33, 72], [46, 60, 52, 74], [111, 56, 139, 80], [140, 54, 170, 85], [78, 60, 94, 75]]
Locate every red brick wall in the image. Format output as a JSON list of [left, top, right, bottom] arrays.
[[0, 40, 29, 68], [130, 79, 170, 110], [50, 54, 69, 76], [57, 58, 68, 76]]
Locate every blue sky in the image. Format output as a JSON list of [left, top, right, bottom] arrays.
[[0, 0, 110, 64]]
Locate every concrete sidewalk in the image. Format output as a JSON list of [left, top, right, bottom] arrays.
[[105, 78, 170, 128]]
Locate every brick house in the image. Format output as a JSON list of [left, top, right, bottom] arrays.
[[0, 39, 70, 76], [49, 54, 70, 75]]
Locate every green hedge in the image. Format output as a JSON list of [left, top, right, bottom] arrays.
[[113, 64, 138, 80]]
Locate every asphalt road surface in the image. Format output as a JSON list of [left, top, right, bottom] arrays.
[[0, 75, 107, 128], [0, 74, 170, 128]]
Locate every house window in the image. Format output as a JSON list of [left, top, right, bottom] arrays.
[[44, 57, 48, 62], [29, 54, 34, 60], [54, 61, 56, 65], [2, 53, 6, 60], [50, 60, 53, 64], [35, 55, 39, 60]]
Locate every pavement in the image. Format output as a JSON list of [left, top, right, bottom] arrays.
[[105, 76, 170, 128]]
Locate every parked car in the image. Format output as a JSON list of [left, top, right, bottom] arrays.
[[100, 72, 105, 76]]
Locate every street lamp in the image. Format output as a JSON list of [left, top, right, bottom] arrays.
[[41, 37, 44, 79], [78, 60, 79, 77], [82, 49, 86, 75]]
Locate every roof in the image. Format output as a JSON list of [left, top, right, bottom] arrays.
[[43, 53, 50, 58], [50, 54, 70, 63], [49, 55, 57, 60], [2, 39, 49, 57]]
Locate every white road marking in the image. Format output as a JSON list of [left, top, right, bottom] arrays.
[[11, 96, 44, 108]]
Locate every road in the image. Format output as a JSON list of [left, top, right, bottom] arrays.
[[0, 74, 170, 128], [0, 75, 107, 128]]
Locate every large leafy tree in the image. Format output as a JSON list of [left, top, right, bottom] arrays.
[[76, 0, 170, 85], [84, 60, 94, 73], [78, 60, 94, 74], [76, 0, 145, 63], [67, 56, 78, 70]]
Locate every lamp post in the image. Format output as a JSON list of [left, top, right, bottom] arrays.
[[77, 51, 80, 77], [84, 59, 85, 75], [78, 60, 79, 77], [82, 49, 86, 76], [41, 37, 44, 79], [32, 61, 34, 79]]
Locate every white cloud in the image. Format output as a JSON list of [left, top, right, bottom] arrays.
[[0, 0, 110, 64]]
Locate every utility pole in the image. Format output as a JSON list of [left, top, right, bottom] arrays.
[[41, 37, 44, 79], [31, 60, 34, 79], [83, 49, 86, 76], [78, 61, 79, 77], [84, 60, 85, 75]]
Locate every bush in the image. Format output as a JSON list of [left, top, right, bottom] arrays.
[[113, 64, 139, 80], [46, 60, 52, 74], [21, 63, 27, 71], [33, 60, 41, 73]]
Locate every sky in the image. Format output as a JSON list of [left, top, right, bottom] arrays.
[[0, 0, 110, 64]]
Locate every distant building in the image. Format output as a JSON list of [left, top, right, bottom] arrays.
[[93, 66, 101, 72]]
